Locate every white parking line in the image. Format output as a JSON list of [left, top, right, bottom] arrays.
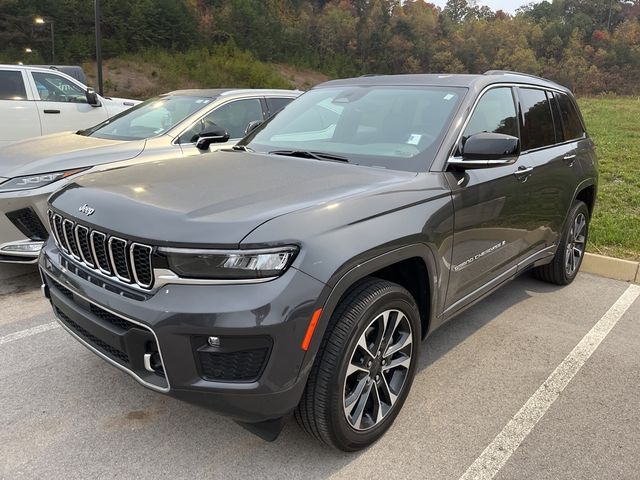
[[0, 321, 60, 346], [459, 283, 640, 480]]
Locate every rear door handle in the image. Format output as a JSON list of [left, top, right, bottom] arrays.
[[514, 165, 534, 182], [43, 109, 60, 114], [563, 154, 577, 166]]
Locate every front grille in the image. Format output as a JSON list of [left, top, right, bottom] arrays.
[[198, 348, 269, 382], [48, 210, 154, 290], [55, 307, 130, 363], [6, 208, 49, 241]]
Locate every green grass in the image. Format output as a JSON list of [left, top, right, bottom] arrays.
[[578, 97, 640, 261]]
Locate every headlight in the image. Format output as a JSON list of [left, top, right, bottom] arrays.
[[0, 168, 89, 192], [158, 246, 298, 280]]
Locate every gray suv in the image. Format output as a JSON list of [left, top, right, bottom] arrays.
[[39, 71, 597, 451]]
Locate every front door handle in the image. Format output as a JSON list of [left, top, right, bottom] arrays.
[[43, 109, 60, 114], [514, 165, 534, 182]]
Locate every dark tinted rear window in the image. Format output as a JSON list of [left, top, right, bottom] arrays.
[[549, 92, 564, 143], [266, 97, 293, 116], [519, 88, 555, 151], [556, 92, 585, 141], [0, 70, 27, 100]]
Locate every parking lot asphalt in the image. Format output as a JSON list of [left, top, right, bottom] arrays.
[[1, 266, 638, 480]]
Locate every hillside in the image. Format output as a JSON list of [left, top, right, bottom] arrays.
[[82, 51, 329, 100]]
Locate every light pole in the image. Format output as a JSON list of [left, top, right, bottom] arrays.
[[34, 17, 55, 63], [95, 0, 103, 96]]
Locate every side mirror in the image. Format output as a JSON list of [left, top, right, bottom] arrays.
[[195, 126, 230, 150], [449, 132, 520, 169], [86, 88, 101, 107], [244, 120, 263, 136]]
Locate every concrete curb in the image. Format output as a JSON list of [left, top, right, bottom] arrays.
[[582, 252, 640, 284]]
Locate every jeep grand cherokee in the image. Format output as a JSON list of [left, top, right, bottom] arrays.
[[39, 71, 597, 451]]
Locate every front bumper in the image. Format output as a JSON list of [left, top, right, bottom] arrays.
[[40, 241, 326, 424]]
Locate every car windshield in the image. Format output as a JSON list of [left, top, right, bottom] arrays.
[[242, 85, 465, 171], [82, 95, 214, 141]]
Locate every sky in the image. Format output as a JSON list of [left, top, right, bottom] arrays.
[[429, 0, 533, 14]]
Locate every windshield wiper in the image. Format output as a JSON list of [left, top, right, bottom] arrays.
[[268, 150, 349, 163], [232, 144, 254, 152]]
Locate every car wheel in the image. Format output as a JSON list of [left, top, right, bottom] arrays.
[[295, 277, 421, 451], [533, 200, 590, 285]]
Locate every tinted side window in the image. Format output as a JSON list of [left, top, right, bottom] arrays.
[[266, 97, 293, 116], [0, 70, 27, 100], [556, 92, 585, 141], [549, 92, 564, 143], [519, 88, 555, 151], [463, 87, 518, 145]]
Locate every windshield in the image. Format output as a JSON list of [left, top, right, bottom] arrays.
[[82, 95, 214, 140], [242, 85, 465, 171]]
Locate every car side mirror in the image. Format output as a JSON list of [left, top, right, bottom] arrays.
[[449, 132, 520, 169], [195, 126, 230, 150], [86, 88, 101, 107], [244, 120, 263, 136]]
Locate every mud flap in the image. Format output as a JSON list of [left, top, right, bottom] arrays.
[[235, 415, 289, 441]]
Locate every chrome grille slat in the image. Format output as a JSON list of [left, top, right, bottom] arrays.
[[90, 231, 111, 274], [130, 243, 153, 288], [75, 225, 94, 267], [62, 219, 81, 260], [108, 236, 131, 282], [47, 210, 153, 290], [52, 214, 68, 253]]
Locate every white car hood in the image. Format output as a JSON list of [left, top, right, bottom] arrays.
[[0, 132, 146, 178]]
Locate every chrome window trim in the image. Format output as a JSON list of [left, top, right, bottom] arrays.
[[108, 236, 132, 283], [43, 270, 170, 393], [445, 82, 576, 165]]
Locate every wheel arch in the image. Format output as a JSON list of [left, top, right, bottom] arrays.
[[300, 244, 438, 379]]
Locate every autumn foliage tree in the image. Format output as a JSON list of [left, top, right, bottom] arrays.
[[0, 0, 638, 94]]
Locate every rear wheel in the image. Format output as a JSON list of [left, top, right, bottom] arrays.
[[534, 200, 589, 285], [295, 278, 421, 451]]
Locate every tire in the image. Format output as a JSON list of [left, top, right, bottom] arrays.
[[533, 200, 590, 285], [295, 277, 421, 451]]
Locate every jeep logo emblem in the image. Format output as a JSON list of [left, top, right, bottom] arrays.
[[78, 204, 95, 216]]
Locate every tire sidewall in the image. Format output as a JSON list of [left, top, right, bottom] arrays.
[[561, 201, 590, 283], [326, 287, 421, 451]]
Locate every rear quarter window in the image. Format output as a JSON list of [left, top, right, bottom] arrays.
[[0, 70, 27, 100], [556, 92, 585, 141]]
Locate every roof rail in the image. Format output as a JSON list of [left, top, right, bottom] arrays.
[[483, 70, 555, 84], [359, 73, 381, 77]]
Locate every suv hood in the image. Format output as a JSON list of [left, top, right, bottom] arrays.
[[49, 151, 417, 246], [0, 132, 146, 179]]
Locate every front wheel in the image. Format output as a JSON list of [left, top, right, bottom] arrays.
[[295, 278, 421, 451], [534, 200, 590, 285]]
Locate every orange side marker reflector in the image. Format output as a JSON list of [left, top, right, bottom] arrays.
[[301, 308, 322, 351]]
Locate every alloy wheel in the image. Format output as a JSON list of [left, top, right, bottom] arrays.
[[343, 309, 413, 431], [565, 212, 587, 276]]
